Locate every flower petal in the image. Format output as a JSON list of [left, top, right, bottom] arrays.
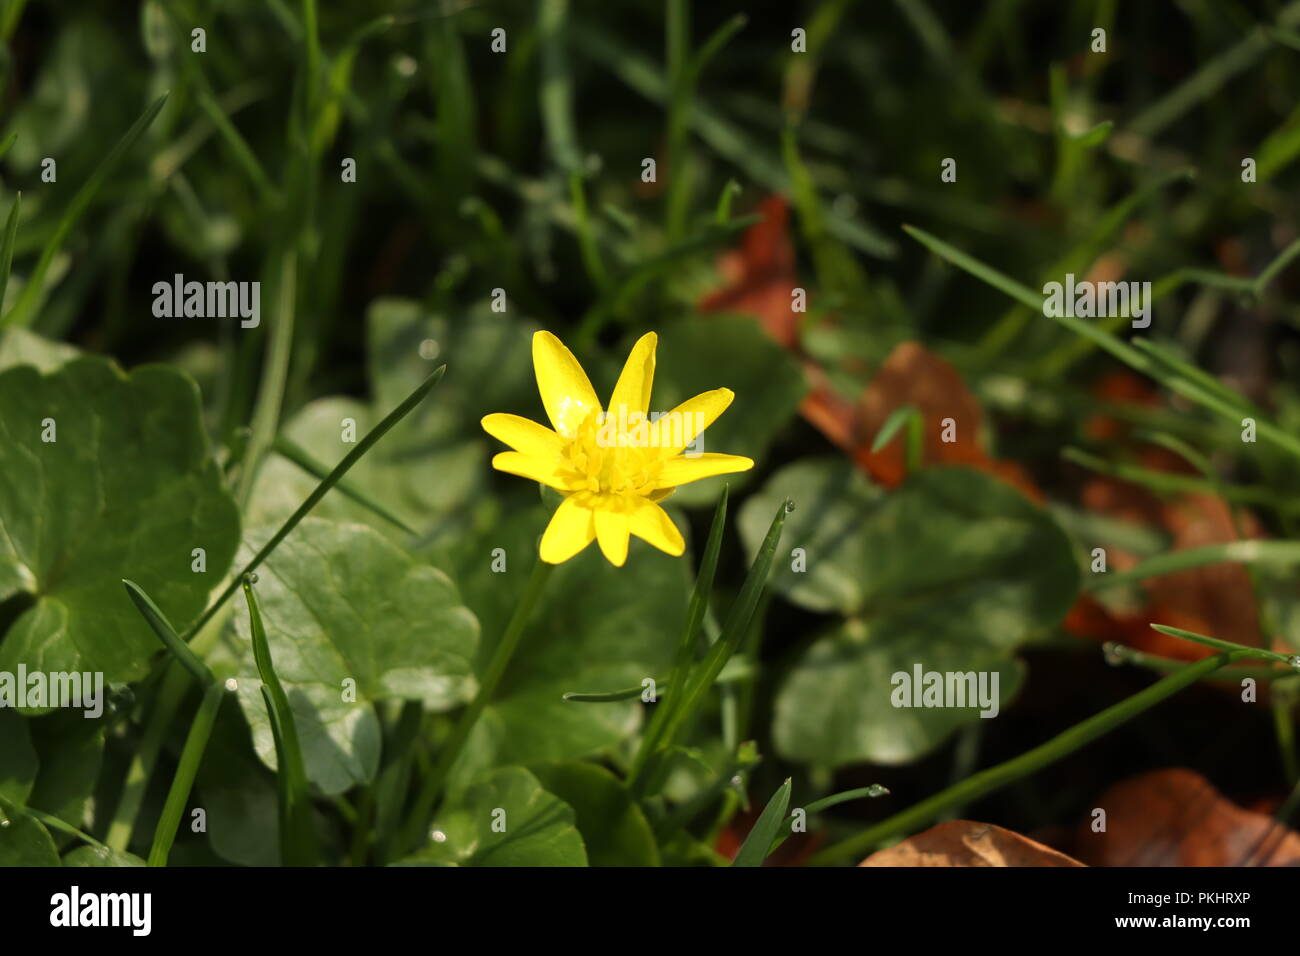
[[491, 451, 574, 491], [533, 330, 601, 437], [628, 497, 685, 556], [540, 495, 597, 564], [481, 413, 564, 457], [594, 506, 631, 567], [648, 387, 734, 457], [654, 452, 754, 489], [608, 331, 657, 418]]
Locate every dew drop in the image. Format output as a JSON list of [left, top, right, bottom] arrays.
[[224, 677, 239, 692], [865, 784, 890, 798], [1289, 655, 1300, 671], [430, 829, 448, 843], [729, 774, 744, 788], [418, 338, 440, 361], [0, 816, 9, 828], [245, 572, 259, 585], [784, 500, 796, 514], [1102, 641, 1124, 667]]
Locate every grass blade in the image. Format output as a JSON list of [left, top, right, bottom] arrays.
[[630, 485, 729, 790], [146, 680, 224, 866], [1087, 541, 1300, 592], [244, 575, 319, 865], [1, 92, 169, 329], [904, 224, 1300, 462], [183, 364, 445, 641], [1149, 623, 1299, 666], [122, 579, 215, 686], [273, 434, 416, 535], [770, 784, 890, 854], [659, 498, 790, 754], [731, 777, 792, 867], [0, 192, 19, 312]]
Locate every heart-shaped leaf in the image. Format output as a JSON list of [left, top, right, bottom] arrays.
[[531, 762, 659, 866], [226, 518, 479, 795], [741, 461, 1079, 766], [0, 357, 239, 688], [399, 766, 587, 866], [0, 797, 60, 865]]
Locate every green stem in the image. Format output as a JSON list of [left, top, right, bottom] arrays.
[[146, 680, 225, 867], [401, 556, 555, 851], [237, 248, 297, 510], [809, 651, 1249, 865]]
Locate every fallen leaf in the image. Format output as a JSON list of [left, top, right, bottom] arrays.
[[859, 820, 1085, 867], [1071, 768, 1300, 866]]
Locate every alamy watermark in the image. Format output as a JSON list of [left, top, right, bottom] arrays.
[[152, 273, 260, 328], [1042, 273, 1151, 328], [0, 665, 104, 718], [595, 404, 707, 457], [890, 664, 1000, 718]]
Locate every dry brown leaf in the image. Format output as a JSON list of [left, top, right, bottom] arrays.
[[1072, 768, 1300, 866], [859, 820, 1085, 867], [698, 196, 800, 348]]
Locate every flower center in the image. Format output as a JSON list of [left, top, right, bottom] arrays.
[[560, 410, 663, 496]]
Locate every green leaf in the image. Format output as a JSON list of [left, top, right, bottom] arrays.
[[731, 777, 792, 867], [195, 705, 281, 866], [27, 710, 104, 826], [0, 796, 60, 865], [226, 518, 479, 794], [0, 357, 239, 688], [399, 767, 587, 866], [63, 845, 147, 867], [0, 711, 37, 806], [741, 461, 1078, 766], [440, 506, 689, 778], [248, 301, 532, 540], [738, 458, 885, 614], [652, 316, 808, 505], [531, 762, 660, 866]]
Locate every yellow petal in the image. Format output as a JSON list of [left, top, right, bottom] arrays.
[[648, 388, 734, 458], [594, 506, 631, 567], [481, 413, 564, 457], [608, 331, 657, 418], [628, 497, 685, 556], [533, 330, 601, 437], [540, 495, 597, 564], [654, 453, 754, 489], [491, 451, 574, 491]]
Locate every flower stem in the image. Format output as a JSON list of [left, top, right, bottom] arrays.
[[401, 556, 555, 852], [808, 650, 1250, 865]]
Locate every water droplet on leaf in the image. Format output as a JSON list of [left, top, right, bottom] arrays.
[[1103, 642, 1124, 666]]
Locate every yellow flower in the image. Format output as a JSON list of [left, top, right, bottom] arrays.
[[482, 330, 754, 566]]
